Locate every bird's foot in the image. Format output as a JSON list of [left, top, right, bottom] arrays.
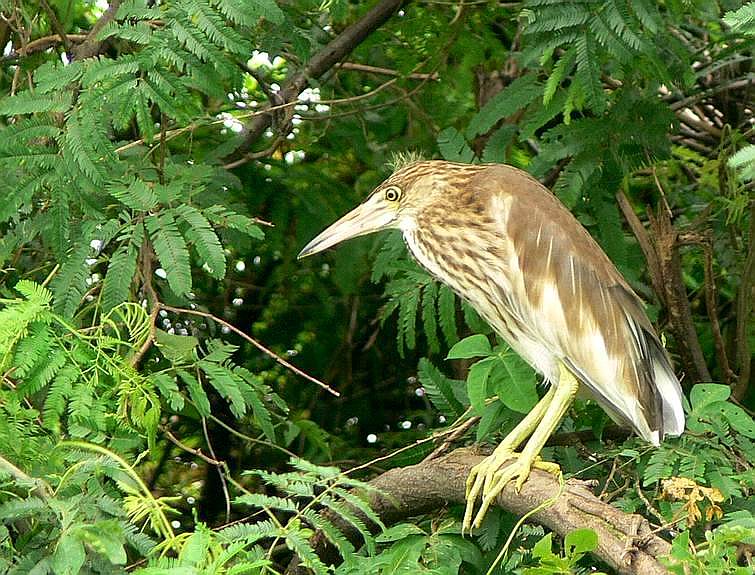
[[462, 449, 561, 532]]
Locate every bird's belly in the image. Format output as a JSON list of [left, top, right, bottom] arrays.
[[403, 229, 564, 382], [458, 283, 560, 384]]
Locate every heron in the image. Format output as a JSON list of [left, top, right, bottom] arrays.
[[298, 160, 685, 530]]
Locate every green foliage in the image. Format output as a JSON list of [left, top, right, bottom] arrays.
[[0, 280, 285, 455], [336, 521, 483, 574], [635, 384, 755, 499], [665, 513, 755, 575], [373, 234, 462, 356], [523, 529, 603, 575], [0, 0, 752, 573], [236, 459, 385, 574], [0, 446, 160, 573]]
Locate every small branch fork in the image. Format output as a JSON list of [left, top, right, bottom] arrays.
[[225, 0, 407, 166]]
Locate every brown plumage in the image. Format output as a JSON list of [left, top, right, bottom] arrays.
[[299, 160, 684, 528]]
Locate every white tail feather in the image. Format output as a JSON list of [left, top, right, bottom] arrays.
[[652, 351, 685, 437]]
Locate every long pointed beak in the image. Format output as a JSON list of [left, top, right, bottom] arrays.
[[298, 198, 396, 259]]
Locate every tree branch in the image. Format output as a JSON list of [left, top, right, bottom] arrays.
[[73, 0, 123, 60], [288, 448, 672, 575], [227, 0, 406, 164]]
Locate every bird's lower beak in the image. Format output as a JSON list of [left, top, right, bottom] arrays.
[[298, 200, 395, 259]]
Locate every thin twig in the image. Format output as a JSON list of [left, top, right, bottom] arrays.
[[207, 414, 298, 459], [227, 0, 405, 163], [423, 415, 479, 461], [130, 240, 159, 368], [732, 199, 754, 400], [162, 427, 222, 466], [38, 0, 70, 52], [616, 191, 665, 305], [159, 304, 340, 397], [334, 61, 438, 80], [636, 480, 666, 526]]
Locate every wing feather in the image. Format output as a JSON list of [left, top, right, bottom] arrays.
[[477, 165, 685, 442]]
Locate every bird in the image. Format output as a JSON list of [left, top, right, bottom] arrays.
[[298, 159, 685, 530]]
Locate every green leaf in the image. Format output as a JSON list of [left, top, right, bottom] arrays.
[[382, 536, 427, 574], [476, 401, 507, 442], [146, 211, 192, 297], [376, 523, 426, 543], [150, 372, 185, 411], [690, 384, 730, 411], [110, 178, 160, 211], [52, 532, 86, 575], [447, 334, 492, 360], [417, 358, 466, 417], [481, 124, 518, 164], [79, 521, 127, 565], [723, 3, 755, 34], [235, 367, 277, 442], [285, 529, 328, 575], [0, 91, 73, 115], [466, 75, 542, 138], [490, 352, 538, 414], [702, 402, 755, 439], [531, 532, 553, 559], [181, 527, 210, 566], [437, 127, 474, 163], [102, 225, 141, 313], [467, 357, 496, 415], [51, 242, 91, 318], [178, 369, 210, 416], [173, 204, 226, 279], [155, 329, 199, 363], [564, 528, 597, 556], [437, 285, 458, 347], [204, 205, 265, 239], [199, 361, 247, 417]]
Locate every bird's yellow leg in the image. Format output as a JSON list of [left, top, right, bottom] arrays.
[[463, 385, 555, 531], [463, 362, 580, 530]]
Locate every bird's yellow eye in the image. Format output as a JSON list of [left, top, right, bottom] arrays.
[[384, 186, 402, 202]]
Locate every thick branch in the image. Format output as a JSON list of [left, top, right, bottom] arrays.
[[648, 209, 712, 383], [229, 0, 406, 162], [618, 191, 711, 383], [73, 0, 123, 60], [289, 449, 671, 575]]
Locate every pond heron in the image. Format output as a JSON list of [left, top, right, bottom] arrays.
[[298, 160, 685, 530]]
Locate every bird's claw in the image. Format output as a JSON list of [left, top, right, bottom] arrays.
[[462, 451, 561, 533]]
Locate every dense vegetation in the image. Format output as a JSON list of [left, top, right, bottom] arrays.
[[0, 0, 753, 573]]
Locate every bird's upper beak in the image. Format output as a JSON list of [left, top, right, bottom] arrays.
[[297, 194, 397, 259]]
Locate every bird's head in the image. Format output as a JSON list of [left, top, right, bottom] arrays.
[[297, 160, 439, 259]]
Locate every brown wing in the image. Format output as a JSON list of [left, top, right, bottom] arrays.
[[480, 165, 681, 442]]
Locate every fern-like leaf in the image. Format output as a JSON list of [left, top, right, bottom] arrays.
[[146, 212, 192, 297], [102, 224, 143, 313], [173, 204, 226, 279], [417, 358, 465, 418], [51, 242, 92, 318], [198, 360, 247, 417], [177, 369, 211, 417]]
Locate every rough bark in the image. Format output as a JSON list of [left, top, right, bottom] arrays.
[[287, 448, 672, 575], [72, 0, 122, 60]]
